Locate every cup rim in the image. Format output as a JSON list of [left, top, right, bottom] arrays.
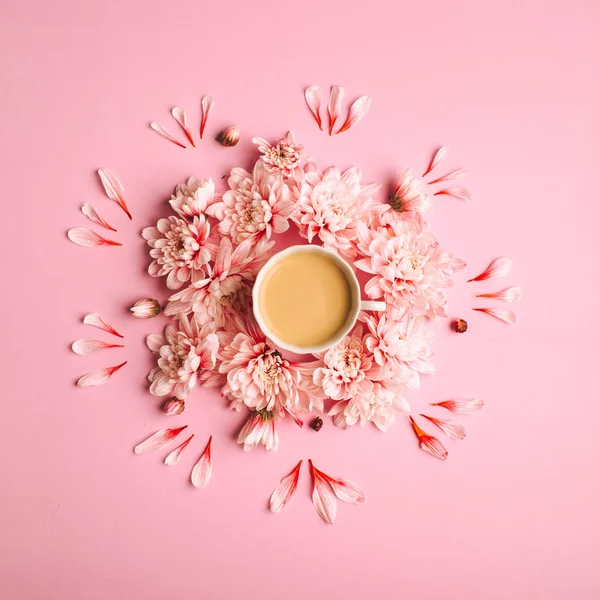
[[252, 244, 361, 354]]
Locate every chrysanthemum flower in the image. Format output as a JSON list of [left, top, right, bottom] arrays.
[[169, 177, 216, 218], [388, 168, 431, 215], [237, 410, 279, 452], [252, 131, 304, 179]]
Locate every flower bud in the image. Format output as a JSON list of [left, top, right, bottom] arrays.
[[130, 298, 161, 318], [163, 398, 185, 416], [215, 125, 240, 147]]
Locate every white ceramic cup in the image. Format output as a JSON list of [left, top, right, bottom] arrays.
[[252, 245, 386, 354]]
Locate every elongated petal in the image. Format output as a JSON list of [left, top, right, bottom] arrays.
[[171, 106, 195, 147], [77, 361, 127, 387], [327, 85, 344, 135], [473, 307, 516, 324], [97, 169, 132, 220], [191, 435, 212, 488], [434, 187, 472, 201], [328, 478, 365, 504], [134, 426, 188, 454], [269, 460, 302, 513], [468, 257, 512, 282], [304, 86, 323, 130], [431, 399, 485, 414], [68, 227, 121, 248], [422, 146, 446, 177], [83, 313, 123, 338], [428, 168, 468, 185], [81, 203, 116, 232], [164, 434, 194, 465], [150, 122, 186, 148], [476, 285, 522, 303], [336, 96, 371, 134], [200, 96, 214, 139], [421, 414, 466, 440], [71, 339, 124, 355], [309, 460, 336, 524], [409, 416, 448, 460]]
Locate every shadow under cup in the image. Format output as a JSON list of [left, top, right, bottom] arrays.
[[252, 245, 361, 355]]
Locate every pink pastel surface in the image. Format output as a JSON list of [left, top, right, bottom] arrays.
[[1, 1, 599, 598]]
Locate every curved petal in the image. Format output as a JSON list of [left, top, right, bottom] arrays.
[[77, 361, 127, 387], [134, 426, 188, 454], [269, 460, 302, 513], [191, 436, 213, 488]]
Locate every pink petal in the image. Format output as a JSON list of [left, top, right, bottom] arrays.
[[309, 460, 337, 524], [134, 426, 188, 455], [409, 416, 448, 460], [171, 106, 195, 147], [420, 414, 466, 440], [164, 434, 194, 465], [431, 399, 485, 414], [327, 85, 344, 135], [149, 122, 186, 149], [71, 339, 124, 355], [269, 460, 302, 513], [434, 187, 472, 201], [422, 146, 446, 178], [428, 168, 468, 185], [191, 435, 212, 488], [67, 227, 122, 248], [304, 86, 323, 130], [83, 313, 123, 338], [81, 203, 117, 232], [468, 257, 512, 282], [328, 478, 365, 504], [76, 361, 127, 387], [336, 96, 371, 135], [476, 285, 522, 303], [472, 307, 516, 324], [97, 168, 132, 220], [200, 96, 214, 139]]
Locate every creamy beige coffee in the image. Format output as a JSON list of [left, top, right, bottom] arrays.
[[257, 249, 355, 348]]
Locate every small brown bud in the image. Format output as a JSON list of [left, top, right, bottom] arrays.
[[452, 318, 468, 333], [215, 125, 240, 147], [310, 416, 323, 431]]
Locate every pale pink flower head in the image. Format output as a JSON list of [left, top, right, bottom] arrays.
[[169, 177, 216, 218], [388, 168, 431, 215], [206, 161, 295, 245], [313, 326, 385, 401], [237, 410, 279, 452], [146, 314, 219, 399], [142, 215, 215, 290], [252, 131, 304, 179], [293, 166, 381, 257]]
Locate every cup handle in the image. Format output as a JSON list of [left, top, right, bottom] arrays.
[[360, 300, 386, 312]]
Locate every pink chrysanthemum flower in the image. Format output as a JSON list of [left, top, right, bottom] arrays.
[[355, 214, 464, 319], [169, 177, 216, 218], [252, 131, 304, 179], [206, 161, 295, 245], [146, 314, 219, 399], [237, 410, 279, 452], [388, 168, 431, 215], [293, 166, 382, 257], [142, 215, 216, 290], [313, 326, 385, 400]]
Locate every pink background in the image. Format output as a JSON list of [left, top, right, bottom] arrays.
[[1, 0, 599, 598]]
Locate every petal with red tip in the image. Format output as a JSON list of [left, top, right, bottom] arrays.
[[473, 307, 516, 324], [97, 168, 132, 220], [200, 96, 214, 139], [191, 436, 212, 488], [269, 460, 302, 513], [328, 478, 365, 504], [434, 187, 472, 201], [81, 203, 117, 232], [336, 96, 371, 134], [309, 460, 337, 524], [422, 146, 446, 177], [171, 106, 195, 147], [83, 313, 123, 338], [476, 285, 522, 303], [304, 86, 323, 130], [421, 414, 466, 440], [327, 85, 344, 135], [71, 339, 124, 355], [409, 416, 448, 460], [134, 426, 188, 455], [76, 361, 127, 387], [428, 168, 468, 185], [68, 228, 121, 248], [164, 434, 194, 466], [468, 257, 512, 282], [149, 122, 186, 148], [431, 399, 485, 414]]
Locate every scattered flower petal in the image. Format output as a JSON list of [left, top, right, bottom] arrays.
[[433, 187, 472, 201], [97, 168, 132, 220], [215, 125, 239, 147], [409, 416, 448, 460], [83, 313, 123, 338], [163, 398, 185, 416], [191, 435, 212, 488], [164, 434, 194, 465], [327, 85, 344, 135], [468, 257, 512, 282], [472, 307, 516, 324], [200, 96, 214, 139], [76, 361, 127, 387], [476, 285, 522, 303], [431, 399, 485, 414], [130, 298, 161, 318], [269, 460, 302, 513], [309, 459, 337, 524], [420, 414, 466, 440], [171, 106, 195, 147], [67, 228, 121, 248], [428, 168, 468, 185], [422, 146, 446, 178], [81, 203, 116, 232], [150, 122, 186, 149], [328, 478, 365, 504], [71, 339, 124, 355], [134, 426, 188, 455], [336, 96, 371, 134], [304, 86, 323, 130]]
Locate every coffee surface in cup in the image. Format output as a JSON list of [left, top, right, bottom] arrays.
[[257, 249, 354, 348]]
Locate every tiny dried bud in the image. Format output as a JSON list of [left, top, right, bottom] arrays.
[[163, 398, 185, 416], [310, 416, 323, 431], [452, 318, 468, 333], [216, 125, 240, 147], [130, 298, 161, 318]]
